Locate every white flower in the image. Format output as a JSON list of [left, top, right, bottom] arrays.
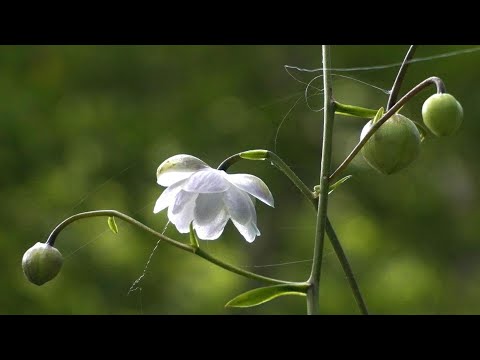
[[153, 154, 274, 243]]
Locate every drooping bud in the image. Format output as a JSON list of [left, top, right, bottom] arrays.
[[422, 93, 463, 136], [22, 242, 63, 286], [361, 113, 421, 175]]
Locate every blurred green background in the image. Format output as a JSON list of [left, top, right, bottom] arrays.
[[2, 45, 479, 314]]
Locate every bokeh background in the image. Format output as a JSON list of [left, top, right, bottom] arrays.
[[2, 45, 478, 314]]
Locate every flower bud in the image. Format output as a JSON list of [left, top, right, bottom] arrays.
[[361, 113, 421, 175], [22, 242, 63, 286], [422, 93, 463, 136]]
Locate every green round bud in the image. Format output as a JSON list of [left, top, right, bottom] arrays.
[[22, 242, 63, 286], [361, 113, 421, 175], [422, 93, 463, 136]]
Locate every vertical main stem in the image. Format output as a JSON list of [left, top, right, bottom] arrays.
[[306, 45, 336, 314]]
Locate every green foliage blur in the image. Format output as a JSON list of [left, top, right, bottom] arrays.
[[3, 45, 479, 314]]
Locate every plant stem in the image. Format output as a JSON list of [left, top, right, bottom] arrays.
[[329, 76, 446, 182], [218, 151, 317, 205], [387, 45, 417, 110], [46, 210, 293, 286], [306, 45, 336, 315], [325, 218, 368, 314], [219, 150, 368, 314]]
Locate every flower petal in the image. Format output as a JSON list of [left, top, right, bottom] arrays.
[[183, 169, 230, 193], [226, 173, 274, 207], [193, 193, 225, 225], [153, 179, 186, 214], [194, 208, 230, 240], [157, 154, 210, 187], [168, 190, 198, 233], [223, 186, 254, 225], [231, 219, 260, 243]]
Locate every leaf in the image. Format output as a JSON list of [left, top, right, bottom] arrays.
[[225, 284, 306, 308], [313, 175, 353, 198], [328, 175, 353, 195], [107, 216, 118, 234], [334, 103, 379, 118], [372, 107, 384, 124], [189, 222, 200, 248]]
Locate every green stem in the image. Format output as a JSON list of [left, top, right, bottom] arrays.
[[325, 218, 368, 314], [329, 76, 446, 182], [306, 45, 336, 315], [195, 248, 292, 285], [270, 154, 368, 314], [218, 151, 316, 202], [268, 152, 316, 202], [46, 210, 292, 286], [219, 151, 368, 314], [387, 45, 417, 110]]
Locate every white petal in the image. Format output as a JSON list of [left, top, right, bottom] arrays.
[[153, 179, 186, 214], [194, 208, 230, 240], [223, 186, 254, 225], [193, 193, 225, 225], [183, 169, 230, 193], [226, 173, 274, 207], [231, 219, 260, 243], [156, 154, 210, 187], [168, 190, 198, 233]]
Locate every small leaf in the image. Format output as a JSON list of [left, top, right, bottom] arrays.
[[328, 175, 353, 195], [372, 107, 384, 124], [225, 284, 307, 308], [189, 222, 200, 249], [334, 102, 379, 118], [313, 175, 353, 198], [108, 216, 118, 234]]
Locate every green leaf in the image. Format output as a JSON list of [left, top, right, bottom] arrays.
[[372, 107, 384, 124], [328, 175, 353, 195], [239, 150, 269, 161], [313, 175, 353, 197], [335, 102, 379, 118], [107, 216, 118, 234], [225, 284, 307, 308], [189, 222, 200, 248]]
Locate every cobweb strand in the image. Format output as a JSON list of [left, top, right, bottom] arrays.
[[284, 46, 480, 73]]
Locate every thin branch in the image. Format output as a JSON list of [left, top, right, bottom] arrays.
[[329, 76, 446, 182], [46, 210, 293, 285], [387, 45, 418, 110]]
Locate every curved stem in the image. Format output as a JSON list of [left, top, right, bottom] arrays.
[[306, 45, 335, 315], [46, 210, 190, 250], [387, 45, 418, 110], [268, 152, 317, 202], [46, 210, 292, 286], [219, 151, 316, 202], [195, 248, 294, 285], [217, 154, 242, 172], [218, 150, 368, 314], [329, 76, 446, 182]]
